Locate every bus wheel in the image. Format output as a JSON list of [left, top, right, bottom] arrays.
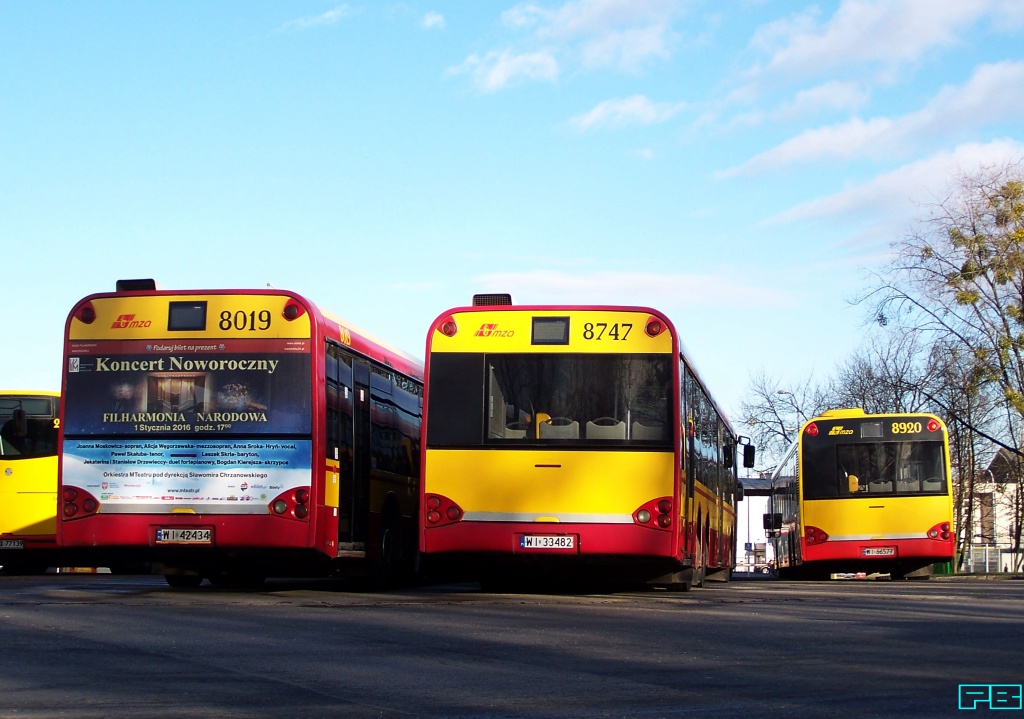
[[164, 571, 203, 588], [209, 569, 266, 588], [373, 509, 403, 587], [479, 571, 515, 593], [1, 563, 49, 576]]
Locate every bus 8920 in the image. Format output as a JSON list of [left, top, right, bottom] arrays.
[[765, 409, 955, 579]]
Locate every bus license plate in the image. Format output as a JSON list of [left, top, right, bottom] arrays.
[[862, 546, 896, 557], [156, 528, 213, 544], [0, 539, 25, 549], [520, 535, 575, 550]]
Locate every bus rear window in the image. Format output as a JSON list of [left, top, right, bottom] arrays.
[[805, 440, 947, 498], [426, 353, 672, 447]]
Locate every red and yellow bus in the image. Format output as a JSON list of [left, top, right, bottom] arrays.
[[59, 280, 423, 587], [420, 296, 753, 590], [765, 409, 955, 579], [1, 391, 60, 574]]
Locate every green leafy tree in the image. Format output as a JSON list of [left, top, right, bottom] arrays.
[[863, 160, 1024, 569]]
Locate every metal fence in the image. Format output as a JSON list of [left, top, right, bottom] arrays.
[[961, 545, 1023, 573]]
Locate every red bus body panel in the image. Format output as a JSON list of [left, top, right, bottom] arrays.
[[57, 286, 422, 577]]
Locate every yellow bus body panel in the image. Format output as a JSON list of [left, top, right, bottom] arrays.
[[804, 494, 953, 538], [0, 455, 58, 536], [1, 390, 58, 538], [425, 449, 674, 518], [68, 294, 312, 340], [431, 309, 673, 354]]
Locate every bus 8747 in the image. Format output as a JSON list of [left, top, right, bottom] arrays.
[[420, 296, 754, 590]]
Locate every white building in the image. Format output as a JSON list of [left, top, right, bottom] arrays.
[[965, 449, 1024, 573]]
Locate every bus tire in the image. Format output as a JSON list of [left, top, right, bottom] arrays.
[[209, 569, 266, 588], [164, 571, 203, 588], [373, 507, 403, 588], [1, 562, 50, 576]]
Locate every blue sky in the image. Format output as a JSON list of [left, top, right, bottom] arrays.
[[4, 0, 1024, 421]]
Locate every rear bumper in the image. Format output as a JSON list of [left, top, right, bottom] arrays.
[[423, 520, 675, 556]]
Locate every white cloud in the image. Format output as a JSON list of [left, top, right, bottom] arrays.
[[913, 60, 1024, 134], [446, 50, 559, 92], [525, 0, 681, 40], [766, 139, 1024, 226], [722, 61, 1024, 176], [576, 21, 674, 72], [452, 0, 687, 90], [276, 5, 353, 32], [501, 3, 550, 30], [772, 80, 870, 121], [422, 12, 445, 30], [568, 95, 687, 131], [473, 269, 794, 310], [540, 0, 685, 71], [720, 117, 894, 177], [991, 0, 1024, 29], [748, 0, 993, 83]]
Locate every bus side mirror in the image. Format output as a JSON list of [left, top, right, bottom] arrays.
[[736, 482, 745, 501], [743, 444, 756, 469], [763, 512, 782, 532], [723, 443, 734, 469]]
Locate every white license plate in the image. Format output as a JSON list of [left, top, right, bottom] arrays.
[[0, 539, 25, 549], [520, 535, 575, 549], [862, 546, 896, 556], [156, 528, 212, 544]]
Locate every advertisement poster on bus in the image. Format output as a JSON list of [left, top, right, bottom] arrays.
[[61, 340, 314, 510], [62, 340, 312, 436], [61, 438, 311, 511]]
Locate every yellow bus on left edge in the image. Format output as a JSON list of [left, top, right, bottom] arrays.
[[0, 391, 60, 574]]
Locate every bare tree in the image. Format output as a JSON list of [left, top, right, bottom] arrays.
[[824, 328, 935, 413], [740, 370, 829, 469]]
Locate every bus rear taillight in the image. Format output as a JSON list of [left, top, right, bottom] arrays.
[[926, 418, 941, 433], [283, 300, 306, 321], [633, 497, 673, 530], [804, 526, 828, 545], [269, 487, 311, 520], [804, 423, 819, 437], [438, 318, 458, 337], [74, 302, 96, 324], [424, 494, 463, 526], [62, 487, 99, 520], [927, 522, 951, 541], [645, 318, 664, 337]]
